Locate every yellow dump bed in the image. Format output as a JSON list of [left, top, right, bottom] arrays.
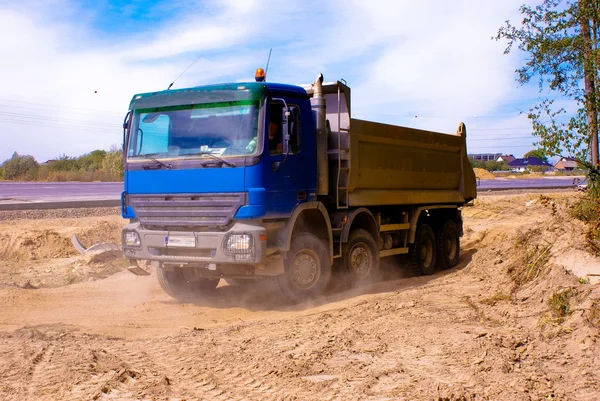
[[308, 79, 477, 208], [345, 119, 476, 207]]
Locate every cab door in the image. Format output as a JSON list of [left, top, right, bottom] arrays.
[[262, 97, 314, 216]]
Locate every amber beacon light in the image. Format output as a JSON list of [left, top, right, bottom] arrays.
[[255, 68, 266, 82]]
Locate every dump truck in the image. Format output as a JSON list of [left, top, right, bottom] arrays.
[[120, 70, 477, 302]]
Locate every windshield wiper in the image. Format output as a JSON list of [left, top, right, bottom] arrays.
[[143, 157, 172, 170], [199, 152, 236, 167]]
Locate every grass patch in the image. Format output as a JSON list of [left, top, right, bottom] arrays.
[[569, 195, 600, 256], [547, 288, 574, 321], [569, 195, 600, 223], [481, 292, 512, 306], [538, 194, 557, 216], [64, 267, 78, 285], [578, 277, 590, 284], [507, 230, 552, 290], [588, 301, 600, 329], [539, 288, 576, 332]]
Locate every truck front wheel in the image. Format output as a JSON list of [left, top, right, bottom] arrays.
[[156, 267, 219, 301], [269, 233, 331, 303], [342, 228, 380, 284], [411, 224, 437, 275]]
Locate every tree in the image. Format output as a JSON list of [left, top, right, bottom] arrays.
[[523, 148, 550, 163], [1, 152, 39, 180], [484, 160, 509, 171], [51, 154, 80, 171], [78, 149, 107, 171], [495, 0, 600, 195], [102, 149, 124, 179], [469, 159, 486, 169]]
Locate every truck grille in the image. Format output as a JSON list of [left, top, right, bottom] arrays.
[[129, 193, 246, 229]]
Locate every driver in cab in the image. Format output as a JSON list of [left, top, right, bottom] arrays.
[[269, 120, 283, 154]]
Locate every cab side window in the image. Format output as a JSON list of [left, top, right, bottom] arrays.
[[287, 106, 301, 154], [269, 101, 301, 155]]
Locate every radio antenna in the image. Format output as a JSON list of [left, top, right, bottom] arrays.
[[167, 53, 203, 90], [264, 48, 272, 81]]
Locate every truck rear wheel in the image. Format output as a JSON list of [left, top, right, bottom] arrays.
[[436, 220, 460, 270], [411, 224, 437, 275], [156, 267, 219, 301], [268, 233, 331, 303], [342, 228, 380, 284]]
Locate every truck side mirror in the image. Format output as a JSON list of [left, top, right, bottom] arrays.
[[122, 111, 131, 162], [270, 98, 293, 172], [281, 107, 291, 155]]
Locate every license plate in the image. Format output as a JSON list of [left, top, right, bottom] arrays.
[[166, 235, 196, 248]]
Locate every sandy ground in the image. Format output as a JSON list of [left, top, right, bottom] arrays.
[[0, 192, 599, 401]]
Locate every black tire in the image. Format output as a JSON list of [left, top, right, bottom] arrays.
[[411, 224, 437, 275], [268, 233, 331, 303], [342, 228, 380, 284], [436, 220, 460, 270], [156, 267, 218, 301]]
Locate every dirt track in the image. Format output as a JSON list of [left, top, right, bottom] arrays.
[[0, 192, 599, 400]]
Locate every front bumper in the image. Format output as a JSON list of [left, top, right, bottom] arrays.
[[122, 221, 268, 265]]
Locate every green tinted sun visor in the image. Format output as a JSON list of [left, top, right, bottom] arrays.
[[129, 84, 267, 111]]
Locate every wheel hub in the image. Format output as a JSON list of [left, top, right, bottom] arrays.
[[350, 245, 371, 277], [420, 240, 433, 267], [446, 236, 457, 259], [291, 250, 319, 289]]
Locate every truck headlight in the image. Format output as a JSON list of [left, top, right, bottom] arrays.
[[123, 230, 141, 247], [223, 233, 253, 255]]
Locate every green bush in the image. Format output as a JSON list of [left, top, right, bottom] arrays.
[[1, 152, 39, 180], [484, 160, 509, 171], [78, 150, 107, 171], [51, 154, 80, 171], [102, 150, 124, 179], [570, 196, 600, 223], [1, 148, 124, 182]]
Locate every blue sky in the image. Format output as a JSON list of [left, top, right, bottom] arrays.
[[0, 0, 545, 163]]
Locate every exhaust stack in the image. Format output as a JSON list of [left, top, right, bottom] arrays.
[[311, 73, 329, 196]]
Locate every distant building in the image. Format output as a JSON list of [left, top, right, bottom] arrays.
[[496, 154, 515, 163], [554, 157, 579, 171], [468, 153, 502, 163], [508, 157, 552, 172]]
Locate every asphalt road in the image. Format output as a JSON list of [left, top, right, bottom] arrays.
[[478, 176, 584, 190], [0, 176, 585, 205], [0, 182, 122, 202]]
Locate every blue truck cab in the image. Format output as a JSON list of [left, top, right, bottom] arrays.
[[121, 76, 331, 301]]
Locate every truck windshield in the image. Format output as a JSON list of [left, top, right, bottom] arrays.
[[127, 100, 260, 160]]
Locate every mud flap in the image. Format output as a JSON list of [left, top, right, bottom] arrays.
[[127, 260, 151, 276]]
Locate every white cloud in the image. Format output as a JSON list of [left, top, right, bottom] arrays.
[[0, 0, 542, 162]]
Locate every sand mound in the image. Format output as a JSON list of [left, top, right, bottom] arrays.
[[0, 193, 598, 400], [464, 192, 599, 329], [473, 167, 495, 179], [0, 230, 74, 261], [76, 221, 122, 250], [0, 217, 126, 288], [0, 221, 122, 262]]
